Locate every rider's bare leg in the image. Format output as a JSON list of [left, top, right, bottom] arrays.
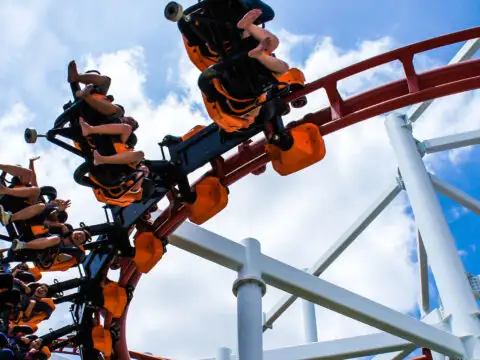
[[238, 9, 279, 52], [80, 118, 132, 143], [68, 61, 111, 91], [0, 165, 33, 186], [0, 185, 40, 204], [0, 203, 45, 225], [249, 38, 289, 73], [12, 236, 61, 251], [93, 150, 145, 166]]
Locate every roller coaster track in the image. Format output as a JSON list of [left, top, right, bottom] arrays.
[[56, 26, 480, 360]]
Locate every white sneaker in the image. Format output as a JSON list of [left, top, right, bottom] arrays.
[[11, 239, 25, 252], [56, 254, 72, 262], [0, 206, 11, 226]]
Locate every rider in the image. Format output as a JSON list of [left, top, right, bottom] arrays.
[[78, 116, 145, 168], [0, 157, 42, 205], [0, 200, 70, 232], [10, 226, 91, 254], [68, 61, 149, 194]]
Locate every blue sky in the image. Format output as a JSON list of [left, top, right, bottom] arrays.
[[0, 1, 478, 359]]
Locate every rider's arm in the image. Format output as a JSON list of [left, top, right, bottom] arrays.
[[24, 300, 36, 318], [28, 158, 39, 187], [13, 278, 30, 294]]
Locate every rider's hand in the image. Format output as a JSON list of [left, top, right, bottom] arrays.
[[58, 199, 71, 211]]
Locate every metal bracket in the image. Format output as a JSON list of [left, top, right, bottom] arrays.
[[232, 275, 266, 297], [395, 169, 405, 190]]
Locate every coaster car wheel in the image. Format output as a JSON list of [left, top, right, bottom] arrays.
[[40, 186, 57, 202], [25, 128, 38, 144], [291, 96, 307, 108], [165, 1, 183, 22]]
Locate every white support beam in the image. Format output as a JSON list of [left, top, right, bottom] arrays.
[[264, 181, 401, 330], [422, 129, 480, 154], [431, 173, 480, 214], [371, 348, 415, 360], [262, 332, 412, 360], [169, 222, 465, 358], [198, 332, 413, 360], [407, 38, 480, 123]]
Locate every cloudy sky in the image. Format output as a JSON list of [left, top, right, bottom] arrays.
[[0, 0, 479, 359]]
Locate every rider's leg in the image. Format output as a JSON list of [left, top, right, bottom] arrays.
[[12, 236, 61, 251], [93, 150, 145, 166], [238, 9, 279, 52], [0, 203, 45, 226], [0, 165, 33, 186], [80, 118, 132, 143], [249, 38, 289, 73], [68, 61, 111, 94], [0, 185, 40, 204]]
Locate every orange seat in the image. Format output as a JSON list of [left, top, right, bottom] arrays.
[[266, 123, 326, 176], [182, 125, 206, 141], [186, 177, 228, 224], [102, 282, 128, 318], [42, 249, 84, 272], [89, 175, 143, 207], [201, 68, 306, 133], [182, 36, 218, 72], [133, 232, 165, 274], [92, 325, 112, 357]]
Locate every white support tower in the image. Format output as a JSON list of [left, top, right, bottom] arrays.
[[162, 37, 480, 360]]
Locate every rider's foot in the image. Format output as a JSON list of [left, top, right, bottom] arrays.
[[248, 37, 272, 58], [67, 60, 79, 83], [237, 9, 262, 29], [93, 150, 103, 166], [11, 239, 25, 252], [79, 118, 91, 137]]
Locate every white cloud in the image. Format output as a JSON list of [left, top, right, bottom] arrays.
[[0, 4, 477, 360]]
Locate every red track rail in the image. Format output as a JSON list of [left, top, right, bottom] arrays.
[[96, 26, 480, 359]]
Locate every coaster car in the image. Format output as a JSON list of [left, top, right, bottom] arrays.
[[24, 99, 157, 208], [165, 0, 307, 136], [165, 0, 275, 71]]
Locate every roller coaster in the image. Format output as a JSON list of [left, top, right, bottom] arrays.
[[1, 1, 480, 359]]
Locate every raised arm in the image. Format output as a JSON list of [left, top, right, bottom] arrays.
[[28, 156, 40, 187]]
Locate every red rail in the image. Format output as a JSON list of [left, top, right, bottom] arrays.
[[102, 26, 480, 359]]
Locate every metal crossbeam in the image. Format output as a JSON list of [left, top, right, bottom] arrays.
[[169, 222, 465, 357], [199, 332, 414, 360], [431, 174, 480, 214], [263, 181, 401, 330], [422, 129, 480, 154]]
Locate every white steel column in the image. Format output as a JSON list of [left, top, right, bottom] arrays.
[[216, 347, 232, 360], [302, 269, 318, 343], [232, 238, 266, 360], [385, 114, 480, 353]]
